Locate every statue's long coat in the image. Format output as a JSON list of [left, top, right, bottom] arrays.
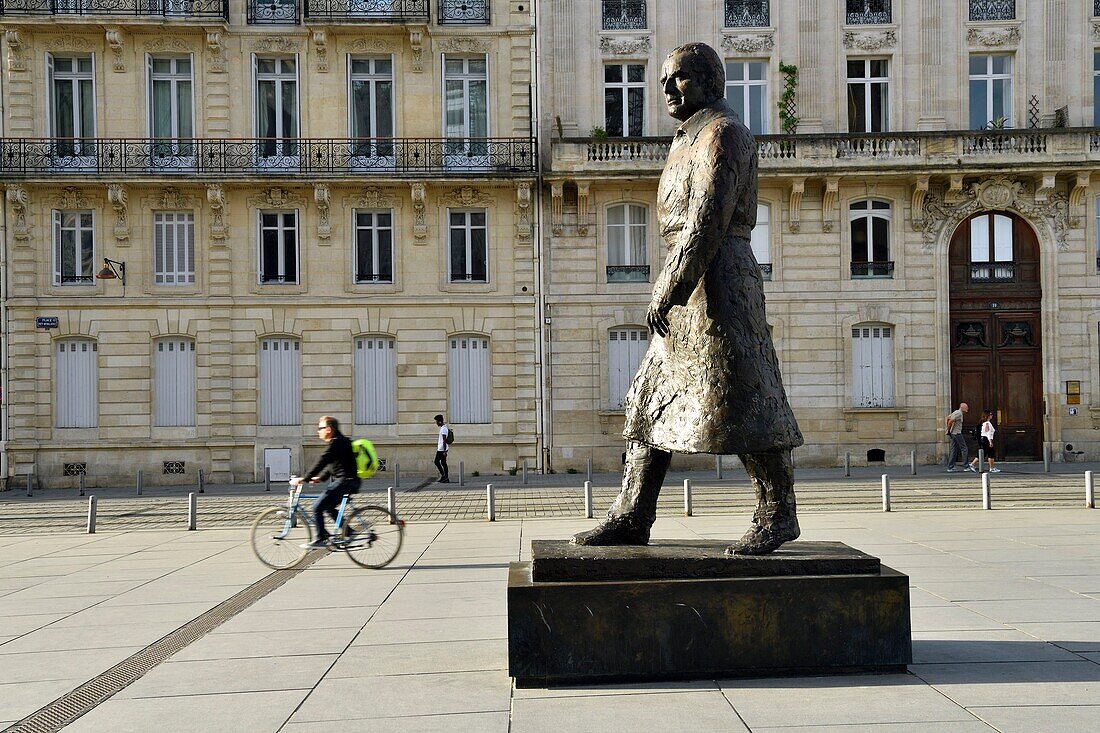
[[622, 100, 803, 455]]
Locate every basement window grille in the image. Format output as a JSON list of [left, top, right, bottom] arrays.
[[64, 462, 87, 476], [163, 461, 186, 475]]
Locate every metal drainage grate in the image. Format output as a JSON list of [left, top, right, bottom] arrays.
[[3, 550, 327, 733]]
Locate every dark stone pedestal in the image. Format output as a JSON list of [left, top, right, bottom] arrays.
[[508, 540, 911, 687]]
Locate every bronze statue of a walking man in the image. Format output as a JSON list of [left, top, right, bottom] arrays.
[[573, 42, 804, 556]]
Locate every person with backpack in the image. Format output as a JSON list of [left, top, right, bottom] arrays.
[[292, 415, 360, 549], [434, 414, 453, 483]]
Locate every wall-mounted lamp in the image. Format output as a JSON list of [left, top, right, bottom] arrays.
[[95, 258, 126, 292]]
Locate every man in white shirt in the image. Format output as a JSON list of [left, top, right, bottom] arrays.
[[434, 414, 451, 483]]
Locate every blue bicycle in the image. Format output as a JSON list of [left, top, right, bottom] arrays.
[[250, 482, 404, 570]]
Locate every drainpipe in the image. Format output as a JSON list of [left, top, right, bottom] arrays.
[[0, 54, 8, 484], [532, 0, 551, 473]]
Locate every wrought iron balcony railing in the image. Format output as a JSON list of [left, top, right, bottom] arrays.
[[969, 0, 1014, 22], [0, 0, 228, 18], [845, 0, 890, 25], [970, 263, 1015, 283], [247, 0, 297, 22], [724, 0, 768, 28], [304, 0, 428, 22], [1096, 0, 1100, 18], [851, 261, 894, 278], [606, 265, 650, 283], [601, 0, 645, 30], [0, 137, 537, 178], [438, 0, 487, 24], [58, 274, 95, 284]]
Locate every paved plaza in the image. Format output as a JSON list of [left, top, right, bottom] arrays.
[[1, 491, 1099, 732]]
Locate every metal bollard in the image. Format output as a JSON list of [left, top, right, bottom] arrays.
[[395, 462, 400, 489], [978, 449, 985, 473], [584, 480, 593, 519], [522, 459, 528, 485], [684, 479, 693, 517], [910, 450, 917, 476], [1086, 471, 1094, 509], [844, 452, 851, 478], [716, 455, 723, 479], [26, 473, 33, 497], [198, 468, 205, 494], [187, 492, 197, 530], [264, 466, 271, 492], [79, 473, 85, 497], [387, 486, 396, 523], [1043, 444, 1051, 473], [881, 474, 890, 512], [982, 472, 991, 510], [587, 458, 593, 483], [136, 469, 143, 496], [486, 483, 495, 521], [87, 496, 97, 533], [459, 461, 465, 487]]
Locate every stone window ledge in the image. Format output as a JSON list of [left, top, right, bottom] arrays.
[[841, 407, 908, 432]]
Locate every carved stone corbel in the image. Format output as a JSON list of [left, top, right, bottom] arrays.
[[910, 176, 929, 230], [206, 183, 227, 240], [788, 178, 805, 233], [5, 29, 26, 73], [6, 185, 30, 241], [410, 182, 427, 241], [1069, 172, 1090, 228], [314, 184, 330, 240], [206, 30, 226, 73], [550, 181, 563, 235], [821, 176, 840, 232], [946, 174, 966, 203], [577, 183, 591, 236], [105, 28, 125, 72], [515, 182, 532, 241], [409, 30, 424, 72], [312, 30, 328, 73], [107, 184, 129, 241], [1034, 172, 1056, 203]]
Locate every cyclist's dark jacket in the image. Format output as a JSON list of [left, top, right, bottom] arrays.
[[305, 432, 357, 482]]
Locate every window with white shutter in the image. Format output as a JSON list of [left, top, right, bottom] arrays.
[[259, 337, 301, 426], [608, 327, 648, 409], [56, 339, 97, 428], [448, 335, 491, 423], [154, 338, 196, 426], [153, 211, 196, 285], [354, 336, 396, 425], [851, 325, 895, 407], [750, 202, 771, 279]]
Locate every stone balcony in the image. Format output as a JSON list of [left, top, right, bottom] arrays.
[[549, 128, 1100, 180]]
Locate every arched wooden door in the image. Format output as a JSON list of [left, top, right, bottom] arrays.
[[949, 211, 1043, 460]]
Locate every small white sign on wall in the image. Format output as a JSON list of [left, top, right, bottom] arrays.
[[264, 448, 292, 482]]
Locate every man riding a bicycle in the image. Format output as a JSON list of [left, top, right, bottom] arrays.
[[292, 415, 360, 549]]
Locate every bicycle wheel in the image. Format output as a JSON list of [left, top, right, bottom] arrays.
[[341, 504, 404, 569], [250, 506, 312, 569]]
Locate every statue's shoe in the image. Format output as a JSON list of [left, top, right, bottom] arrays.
[[724, 520, 800, 556], [571, 518, 650, 546]]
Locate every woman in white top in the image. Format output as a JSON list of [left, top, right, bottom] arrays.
[[969, 410, 1000, 473]]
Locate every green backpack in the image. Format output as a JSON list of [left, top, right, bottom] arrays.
[[351, 438, 380, 480]]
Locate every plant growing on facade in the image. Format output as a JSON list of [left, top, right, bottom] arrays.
[[777, 62, 799, 135], [590, 126, 608, 139]]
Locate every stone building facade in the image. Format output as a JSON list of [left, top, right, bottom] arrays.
[[539, 0, 1100, 470], [0, 0, 539, 486]]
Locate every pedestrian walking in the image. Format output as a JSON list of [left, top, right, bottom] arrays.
[[434, 414, 452, 483], [944, 402, 970, 472], [969, 410, 1000, 473]]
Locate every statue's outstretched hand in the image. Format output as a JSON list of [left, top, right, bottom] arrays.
[[647, 302, 671, 338]]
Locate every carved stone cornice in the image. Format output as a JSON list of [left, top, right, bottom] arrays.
[[576, 182, 590, 236], [314, 184, 331, 240], [312, 30, 328, 73], [788, 178, 805, 233], [157, 186, 198, 210], [46, 35, 94, 52], [437, 37, 490, 54], [57, 186, 90, 209], [105, 28, 125, 72], [206, 184, 227, 240], [206, 30, 226, 73], [408, 30, 424, 72], [1094, 22, 1100, 41], [107, 183, 129, 241], [348, 37, 394, 54], [254, 36, 302, 54], [248, 187, 302, 208], [410, 183, 426, 241], [515, 182, 532, 242], [550, 181, 563, 235], [1034, 172, 1056, 203], [720, 33, 775, 55], [967, 26, 1020, 48], [598, 35, 651, 56], [5, 30, 26, 73], [842, 30, 896, 51], [345, 186, 398, 209], [147, 37, 194, 53], [910, 176, 930, 231], [821, 176, 840, 232], [441, 186, 493, 207], [1069, 173, 1090, 228], [6, 185, 30, 241]]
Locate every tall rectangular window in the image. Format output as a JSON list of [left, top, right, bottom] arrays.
[[448, 209, 488, 282], [847, 58, 889, 133], [154, 339, 196, 427], [57, 340, 97, 428], [443, 55, 488, 163], [349, 56, 394, 159], [259, 211, 298, 283], [354, 210, 393, 283], [725, 60, 768, 135], [254, 57, 298, 159], [354, 336, 397, 425], [449, 336, 491, 423], [608, 328, 648, 409], [969, 212, 1015, 282], [153, 211, 195, 285], [606, 203, 648, 283], [48, 54, 95, 159], [969, 54, 1013, 129], [750, 203, 771, 279], [259, 338, 301, 426], [604, 63, 645, 137], [148, 56, 193, 160], [852, 326, 895, 408], [53, 210, 94, 286]]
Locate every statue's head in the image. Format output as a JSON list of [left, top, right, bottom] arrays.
[[660, 43, 725, 121]]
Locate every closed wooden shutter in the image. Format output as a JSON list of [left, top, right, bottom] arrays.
[[57, 339, 97, 428], [259, 338, 301, 426], [608, 328, 648, 409], [852, 326, 895, 407], [448, 336, 491, 423], [154, 338, 196, 426], [354, 336, 397, 425]]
